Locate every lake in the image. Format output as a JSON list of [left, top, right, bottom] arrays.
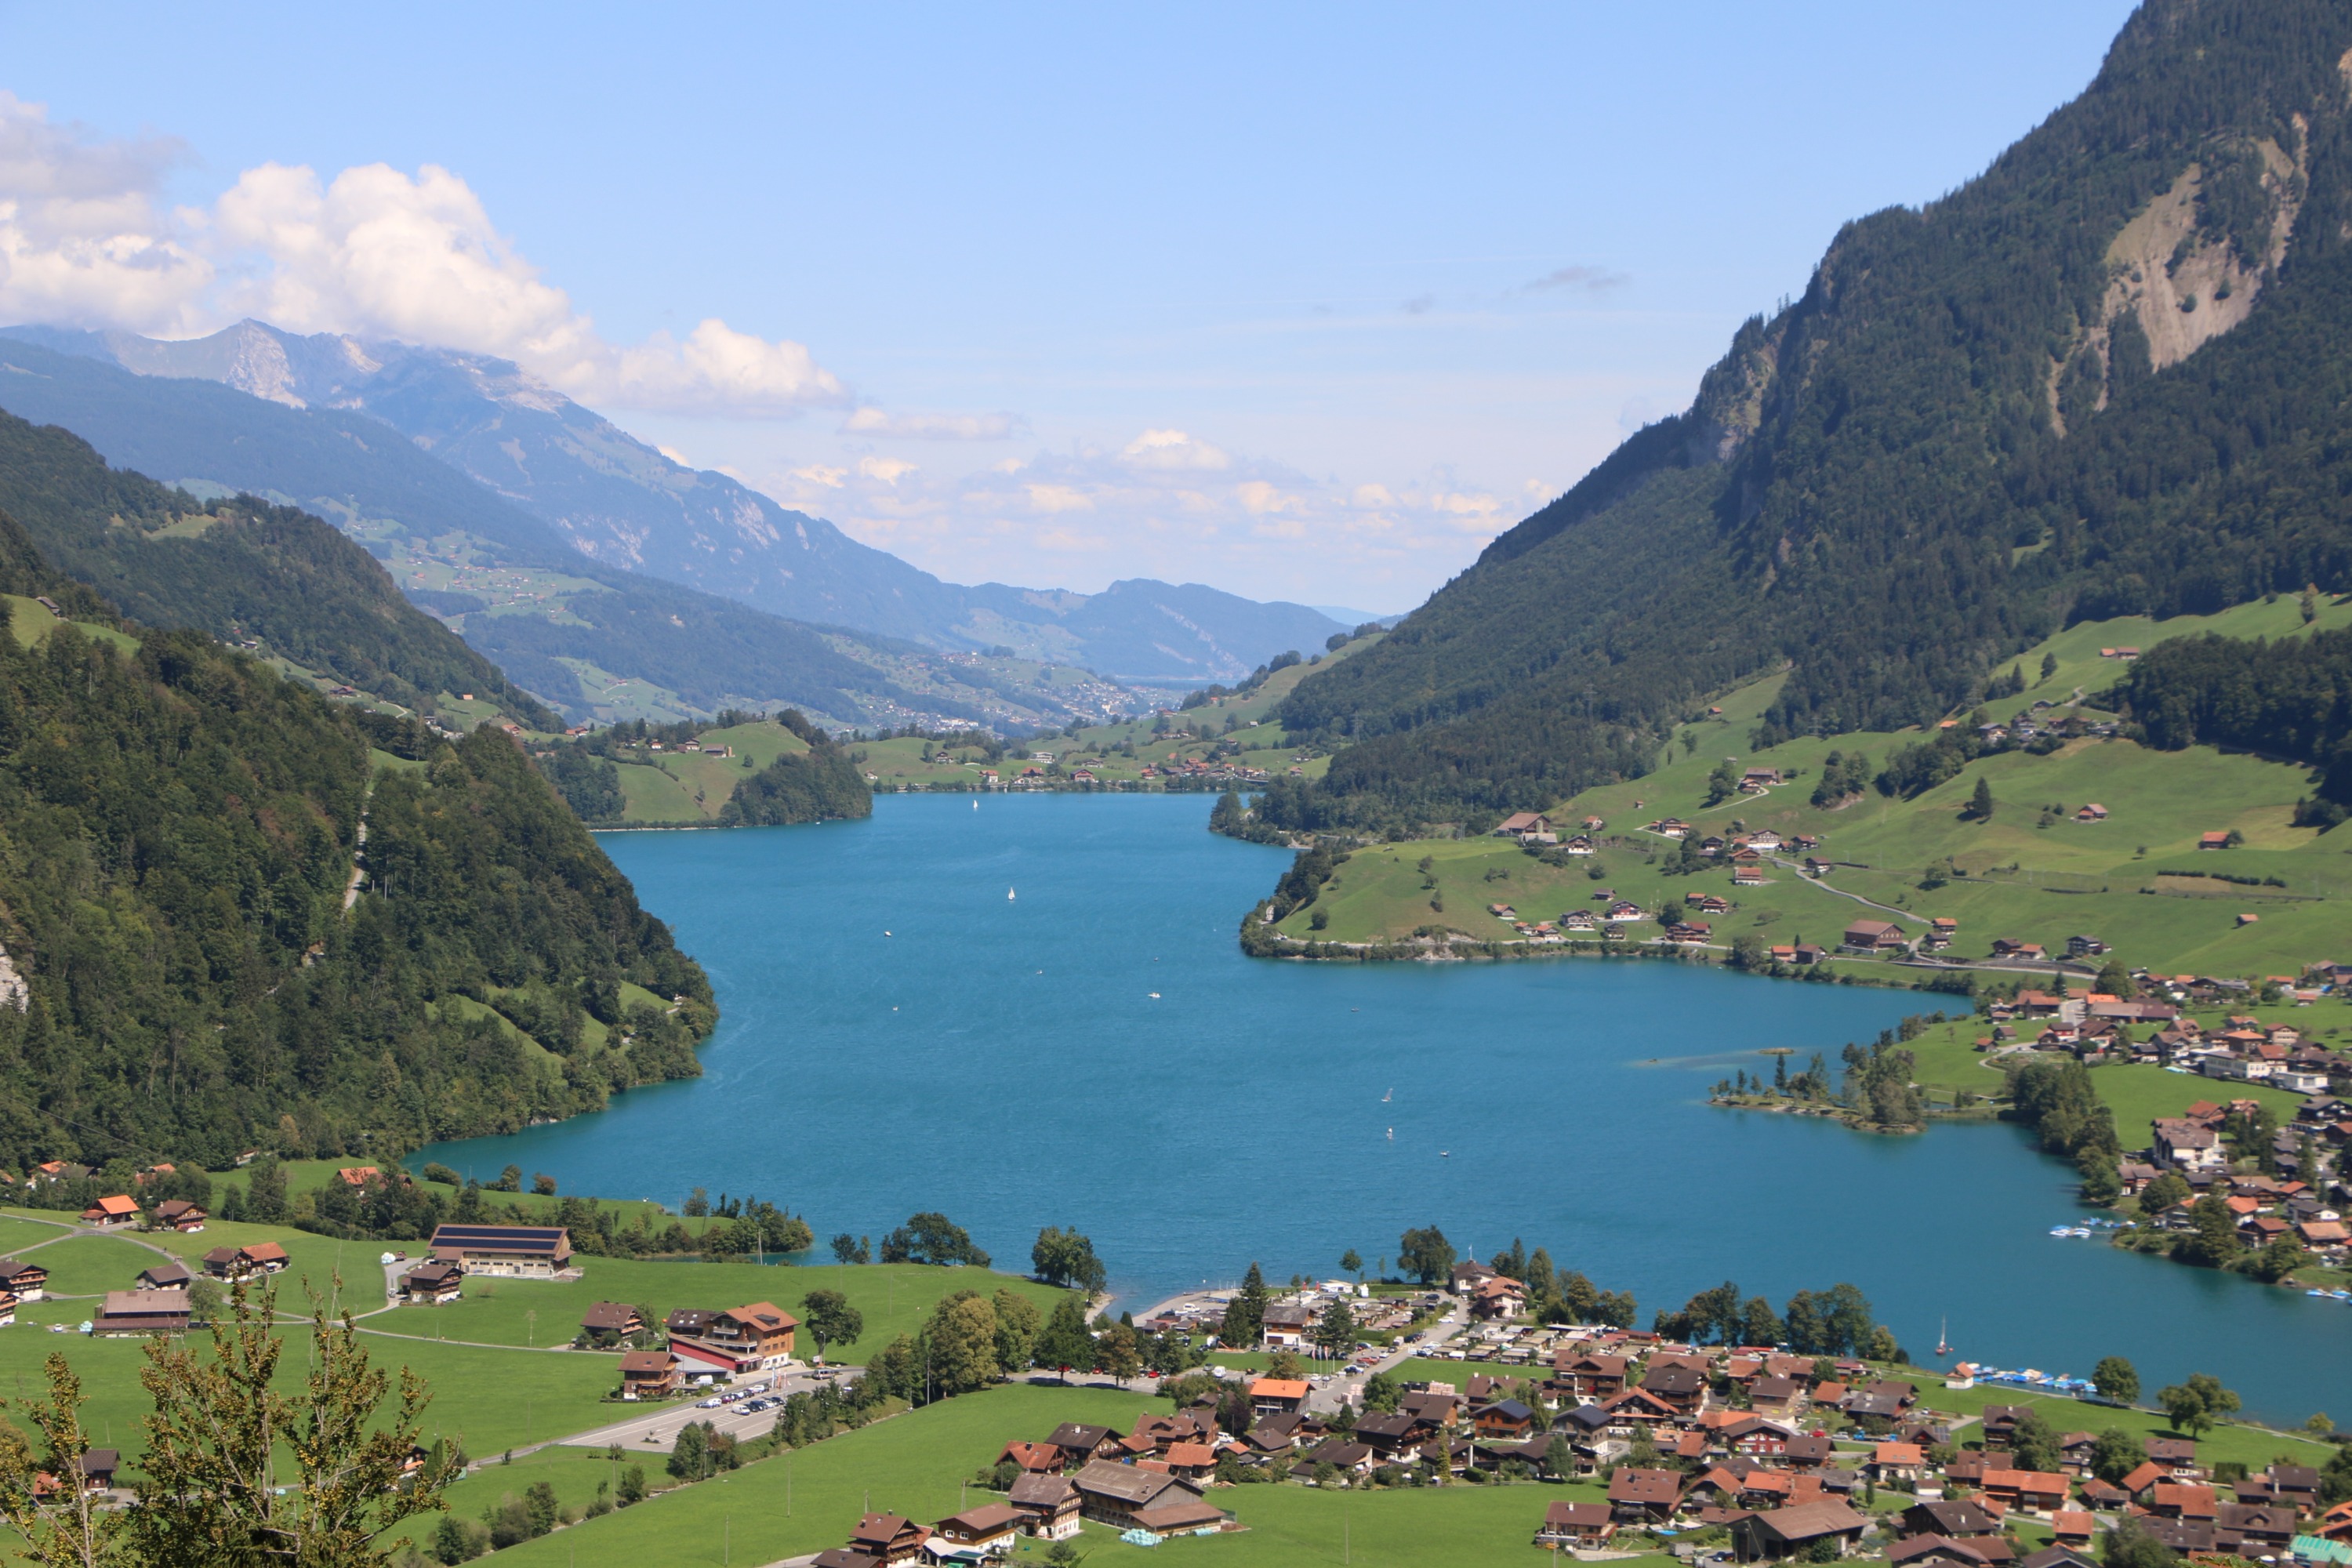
[[422, 793, 2349, 1424]]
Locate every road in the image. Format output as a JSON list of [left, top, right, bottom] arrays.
[[556, 1366, 862, 1454]]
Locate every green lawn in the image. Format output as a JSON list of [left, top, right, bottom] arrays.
[[370, 1259, 1073, 1362], [2086, 1062, 2305, 1147], [430, 1379, 1631, 1568]]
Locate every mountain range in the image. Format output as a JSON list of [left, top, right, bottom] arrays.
[[0, 322, 1351, 699], [1268, 0, 2352, 829]]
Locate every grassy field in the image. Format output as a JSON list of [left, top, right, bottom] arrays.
[[1279, 601, 2352, 984], [424, 1379, 1639, 1568], [368, 1258, 1074, 1362]]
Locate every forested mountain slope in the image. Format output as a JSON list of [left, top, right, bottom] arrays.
[[0, 407, 556, 728], [1275, 0, 2352, 828], [0, 512, 712, 1171]]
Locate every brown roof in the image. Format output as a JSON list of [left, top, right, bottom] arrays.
[[1131, 1500, 1228, 1532], [1748, 1500, 1870, 1543], [936, 1503, 1020, 1536], [1609, 1468, 1683, 1505], [618, 1351, 673, 1375], [580, 1301, 641, 1330], [1007, 1474, 1075, 1508]]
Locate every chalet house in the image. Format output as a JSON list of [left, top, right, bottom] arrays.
[[1842, 919, 1907, 954], [201, 1243, 288, 1279], [401, 1262, 463, 1305], [71, 1449, 118, 1494], [1536, 1501, 1615, 1548], [1870, 1442, 1926, 1486], [930, 1503, 1021, 1559], [1260, 1303, 1314, 1347], [670, 1301, 797, 1377], [1639, 1363, 1707, 1416], [2198, 832, 2231, 850], [2148, 1483, 2218, 1524], [1472, 1400, 1535, 1440], [1980, 1469, 2071, 1516], [136, 1260, 192, 1292], [2143, 1436, 2200, 1477], [848, 1512, 931, 1565], [1607, 1467, 1684, 1524], [1721, 1416, 1796, 1455], [93, 1289, 191, 1337], [426, 1223, 572, 1277], [1747, 1377, 1803, 1417], [1740, 768, 1782, 792], [81, 1195, 139, 1229], [618, 1350, 678, 1401], [1470, 1276, 1526, 1319], [1451, 1259, 1498, 1292], [1903, 1499, 2002, 1540], [1890, 1537, 2009, 1568], [1494, 813, 1554, 839], [1732, 1501, 1870, 1563], [0, 1258, 46, 1301], [2074, 804, 2108, 822], [1250, 1377, 1309, 1416], [1046, 1423, 1126, 1469], [1007, 1474, 1081, 1539], [1601, 1388, 1684, 1430], [2153, 1120, 2226, 1172], [2214, 1502, 2297, 1554], [579, 1301, 645, 1345], [1067, 1460, 1212, 1530], [1784, 1432, 1835, 1469], [151, 1200, 207, 1232], [996, 1440, 1063, 1476]]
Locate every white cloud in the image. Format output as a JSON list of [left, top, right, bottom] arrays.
[[1119, 428, 1229, 472], [0, 96, 848, 418], [1523, 263, 1630, 293], [0, 92, 213, 333], [839, 406, 1021, 440], [757, 425, 1545, 605]]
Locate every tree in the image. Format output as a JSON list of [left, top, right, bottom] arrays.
[[2091, 1356, 2140, 1404], [829, 1232, 866, 1265], [2095, 958, 2133, 998], [127, 1280, 453, 1567], [2174, 1196, 2245, 1269], [1967, 776, 1994, 822], [1397, 1227, 1456, 1287], [925, 1292, 1003, 1396], [668, 1420, 712, 1480], [2009, 1409, 2061, 1475], [1545, 1433, 1573, 1479], [2157, 1373, 2239, 1439], [2140, 1171, 2190, 1214], [881, 1213, 988, 1268], [1267, 1349, 1307, 1382], [2241, 1233, 2310, 1283], [1035, 1294, 1095, 1374], [0, 1353, 127, 1568], [1311, 1298, 1358, 1363], [1094, 1323, 1142, 1382], [2089, 1428, 2143, 1484], [1221, 1263, 1270, 1345], [1739, 1296, 1785, 1348], [992, 1290, 1041, 1374], [2104, 1518, 2183, 1568], [1340, 1249, 1363, 1282], [1031, 1227, 1107, 1294], [1362, 1372, 1402, 1413], [799, 1289, 864, 1362]]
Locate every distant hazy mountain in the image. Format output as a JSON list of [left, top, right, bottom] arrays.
[[0, 334, 1128, 730], [5, 321, 1347, 681]]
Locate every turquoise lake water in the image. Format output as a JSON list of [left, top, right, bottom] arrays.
[[420, 793, 2348, 1423]]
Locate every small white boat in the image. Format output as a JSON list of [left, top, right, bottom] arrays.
[[1148, 992, 1160, 999], [971, 800, 978, 809], [2048, 1226, 2072, 1237], [1007, 887, 1016, 900], [1382, 1087, 1393, 1102]]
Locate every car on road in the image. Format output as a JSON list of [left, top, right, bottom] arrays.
[[695, 1396, 724, 1408]]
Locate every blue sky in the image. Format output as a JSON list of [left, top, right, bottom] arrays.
[[0, 2, 2138, 609]]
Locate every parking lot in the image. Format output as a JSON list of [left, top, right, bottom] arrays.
[[554, 1366, 862, 1454]]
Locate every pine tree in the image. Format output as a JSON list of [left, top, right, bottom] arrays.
[[1969, 776, 1994, 822]]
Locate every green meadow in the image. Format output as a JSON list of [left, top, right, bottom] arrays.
[[1279, 601, 2352, 983]]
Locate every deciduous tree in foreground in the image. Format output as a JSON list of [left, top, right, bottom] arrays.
[[67, 1279, 450, 1567]]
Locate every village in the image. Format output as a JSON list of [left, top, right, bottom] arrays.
[[700, 1251, 2352, 1566]]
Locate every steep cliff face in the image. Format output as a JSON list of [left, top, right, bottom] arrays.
[[1274, 0, 2352, 826]]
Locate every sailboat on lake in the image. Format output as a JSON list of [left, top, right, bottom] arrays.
[[1935, 1317, 1951, 1358]]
